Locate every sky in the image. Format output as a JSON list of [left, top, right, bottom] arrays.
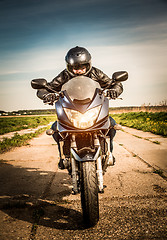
[[0, 0, 167, 111]]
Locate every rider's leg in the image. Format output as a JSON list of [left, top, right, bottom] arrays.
[[107, 116, 116, 151], [51, 121, 64, 169], [107, 128, 116, 152], [107, 116, 116, 165]]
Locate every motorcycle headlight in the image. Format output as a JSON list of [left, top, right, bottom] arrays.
[[64, 105, 101, 129]]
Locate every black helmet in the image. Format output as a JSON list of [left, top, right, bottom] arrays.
[[65, 46, 92, 76]]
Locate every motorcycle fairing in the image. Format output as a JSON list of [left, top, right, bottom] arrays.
[[57, 117, 110, 133], [58, 89, 103, 114], [96, 97, 109, 122], [55, 89, 109, 131], [71, 146, 100, 162]]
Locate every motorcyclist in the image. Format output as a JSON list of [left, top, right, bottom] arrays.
[[36, 46, 124, 169]]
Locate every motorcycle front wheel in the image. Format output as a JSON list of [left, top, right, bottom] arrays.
[[80, 161, 99, 227]]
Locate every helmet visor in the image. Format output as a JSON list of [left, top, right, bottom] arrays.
[[67, 63, 90, 75]]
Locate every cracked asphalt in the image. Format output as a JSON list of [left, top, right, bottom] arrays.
[[0, 127, 166, 240]]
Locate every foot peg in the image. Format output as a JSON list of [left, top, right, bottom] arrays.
[[46, 129, 54, 135]]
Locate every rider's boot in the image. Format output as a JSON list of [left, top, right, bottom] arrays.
[[58, 157, 70, 170], [58, 139, 71, 170], [108, 152, 115, 166], [108, 137, 116, 166], [58, 158, 65, 169]]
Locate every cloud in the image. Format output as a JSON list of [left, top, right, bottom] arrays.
[[1, 38, 166, 110], [89, 39, 167, 106], [1, 0, 167, 54], [0, 48, 67, 76], [0, 0, 167, 110]]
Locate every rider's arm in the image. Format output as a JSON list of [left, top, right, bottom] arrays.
[[91, 67, 123, 97], [36, 69, 70, 100], [37, 89, 56, 105], [47, 69, 70, 92], [109, 82, 123, 97]]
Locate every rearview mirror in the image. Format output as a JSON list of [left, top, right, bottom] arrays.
[[31, 78, 47, 89], [112, 71, 128, 82]]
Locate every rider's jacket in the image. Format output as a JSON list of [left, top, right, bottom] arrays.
[[37, 66, 123, 99]]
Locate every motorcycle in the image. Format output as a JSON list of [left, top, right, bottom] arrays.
[[31, 71, 128, 226]]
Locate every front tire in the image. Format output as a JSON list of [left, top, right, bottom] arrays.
[[80, 161, 99, 227]]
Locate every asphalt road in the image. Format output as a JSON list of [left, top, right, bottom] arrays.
[[0, 128, 166, 240]]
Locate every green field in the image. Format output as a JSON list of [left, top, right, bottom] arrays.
[[0, 127, 49, 153], [0, 115, 57, 153], [0, 115, 56, 135], [0, 112, 166, 154], [111, 112, 167, 136]]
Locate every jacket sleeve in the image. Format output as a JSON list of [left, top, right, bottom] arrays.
[[47, 69, 70, 92], [36, 69, 70, 100], [110, 82, 123, 97], [92, 67, 123, 97]]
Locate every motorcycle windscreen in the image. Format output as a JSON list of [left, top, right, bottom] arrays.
[[61, 76, 101, 101]]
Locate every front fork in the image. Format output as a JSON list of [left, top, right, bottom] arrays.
[[70, 134, 79, 194], [70, 133, 104, 193]]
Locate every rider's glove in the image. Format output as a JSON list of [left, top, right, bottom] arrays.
[[43, 93, 56, 105], [106, 89, 118, 99]]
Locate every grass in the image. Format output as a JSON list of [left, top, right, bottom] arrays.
[[152, 140, 161, 145], [0, 127, 48, 153], [111, 112, 167, 136], [0, 115, 56, 135]]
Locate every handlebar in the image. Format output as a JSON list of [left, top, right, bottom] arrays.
[[44, 89, 122, 105]]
